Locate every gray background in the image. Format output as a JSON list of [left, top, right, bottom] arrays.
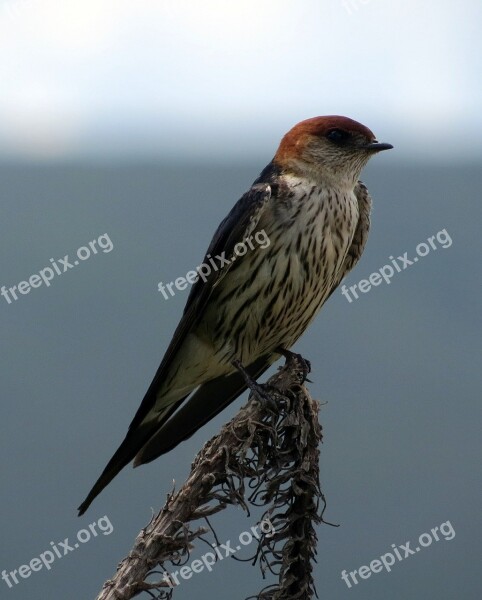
[[0, 0, 481, 599], [0, 161, 480, 599]]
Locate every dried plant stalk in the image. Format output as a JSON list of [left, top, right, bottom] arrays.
[[96, 353, 324, 600]]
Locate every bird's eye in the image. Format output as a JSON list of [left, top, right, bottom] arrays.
[[326, 129, 350, 143]]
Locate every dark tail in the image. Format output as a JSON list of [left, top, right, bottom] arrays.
[[79, 355, 272, 515], [78, 392, 188, 515], [77, 424, 153, 516]]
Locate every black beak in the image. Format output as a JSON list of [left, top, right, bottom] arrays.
[[364, 141, 394, 152]]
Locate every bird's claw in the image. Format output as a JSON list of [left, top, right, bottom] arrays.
[[232, 359, 278, 411]]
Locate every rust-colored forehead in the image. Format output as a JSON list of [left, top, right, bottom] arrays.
[[289, 115, 375, 140]]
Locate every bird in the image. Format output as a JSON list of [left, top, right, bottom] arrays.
[[78, 115, 392, 515]]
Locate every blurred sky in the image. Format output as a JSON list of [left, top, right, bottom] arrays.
[[0, 0, 481, 162]]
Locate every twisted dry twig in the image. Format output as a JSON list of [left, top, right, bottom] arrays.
[[96, 353, 325, 600]]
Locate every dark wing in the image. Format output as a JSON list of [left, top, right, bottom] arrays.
[[327, 180, 372, 298], [128, 182, 272, 431]]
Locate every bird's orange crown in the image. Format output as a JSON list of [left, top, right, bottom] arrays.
[[274, 116, 376, 165]]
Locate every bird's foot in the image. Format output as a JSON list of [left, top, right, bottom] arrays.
[[276, 347, 312, 382], [232, 359, 278, 411]]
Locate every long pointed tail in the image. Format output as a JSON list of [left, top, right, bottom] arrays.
[[78, 392, 188, 516], [78, 356, 273, 515], [77, 424, 153, 516]]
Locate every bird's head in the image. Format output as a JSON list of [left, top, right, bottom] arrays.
[[274, 116, 393, 187]]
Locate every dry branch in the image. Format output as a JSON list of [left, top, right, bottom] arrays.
[[96, 353, 325, 600]]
